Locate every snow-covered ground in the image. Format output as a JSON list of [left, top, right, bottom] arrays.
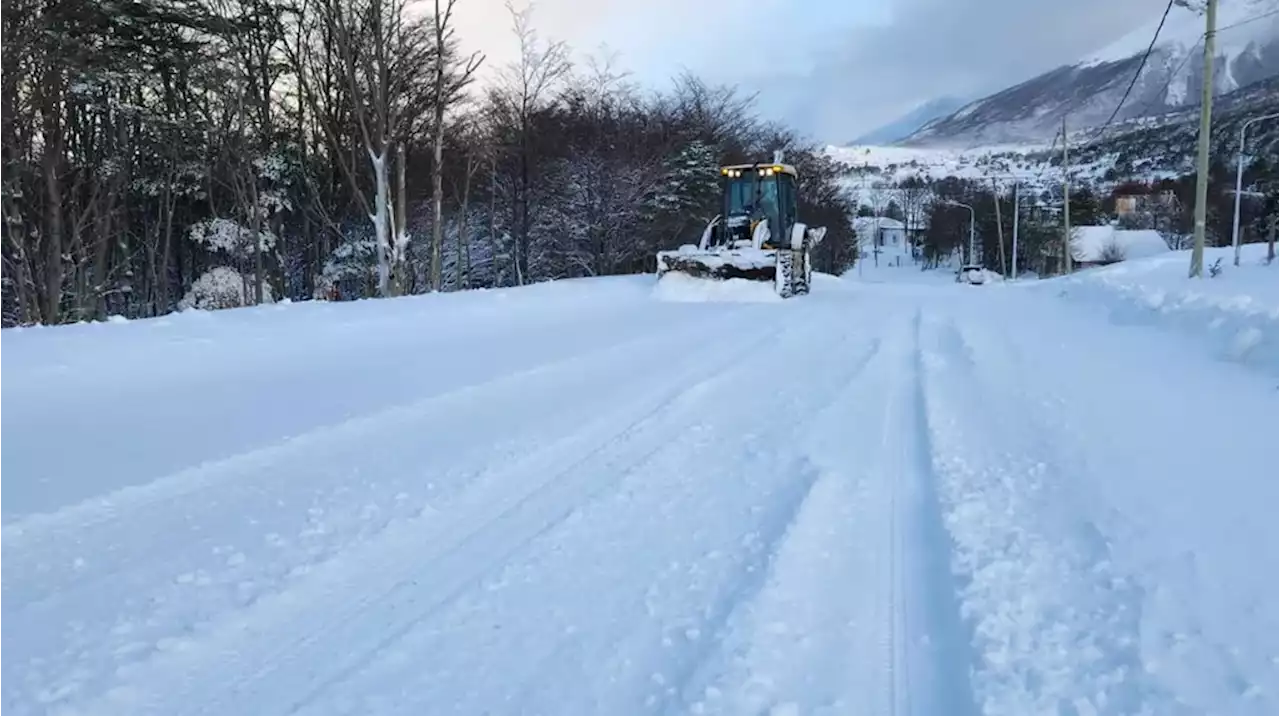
[[1049, 243, 1279, 373], [824, 137, 1166, 191], [827, 143, 1052, 185], [3, 252, 1276, 716]]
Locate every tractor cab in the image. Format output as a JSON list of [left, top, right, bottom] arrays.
[[714, 163, 798, 250]]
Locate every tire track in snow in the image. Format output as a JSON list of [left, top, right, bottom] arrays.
[[2, 307, 764, 604], [915, 309, 1188, 715], [649, 331, 889, 716], [2, 309, 781, 716], [657, 307, 978, 716], [900, 308, 978, 716], [941, 297, 1278, 714], [57, 313, 820, 716], [283, 312, 888, 716], [4, 304, 764, 547]]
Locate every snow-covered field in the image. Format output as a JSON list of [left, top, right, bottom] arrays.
[[824, 138, 1163, 190], [3, 251, 1276, 715], [826, 143, 1052, 185]]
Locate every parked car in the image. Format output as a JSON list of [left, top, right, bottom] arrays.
[[956, 265, 989, 285]]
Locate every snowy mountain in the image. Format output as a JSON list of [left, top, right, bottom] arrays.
[[853, 96, 968, 145], [902, 0, 1279, 146]]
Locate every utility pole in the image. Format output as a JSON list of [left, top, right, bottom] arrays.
[[1189, 0, 1217, 278], [1012, 181, 1020, 278], [992, 177, 1007, 277], [1062, 118, 1073, 274]]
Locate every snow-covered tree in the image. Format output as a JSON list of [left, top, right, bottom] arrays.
[[179, 266, 275, 310]]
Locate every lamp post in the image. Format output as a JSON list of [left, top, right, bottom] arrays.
[[945, 200, 976, 266], [1231, 112, 1279, 266], [977, 173, 1022, 279]]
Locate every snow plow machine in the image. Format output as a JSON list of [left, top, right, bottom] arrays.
[[656, 160, 827, 298]]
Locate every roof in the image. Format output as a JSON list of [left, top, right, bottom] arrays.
[[1072, 226, 1170, 263], [853, 216, 906, 231]]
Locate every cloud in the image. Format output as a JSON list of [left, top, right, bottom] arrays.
[[451, 0, 1171, 142], [747, 0, 1172, 142]]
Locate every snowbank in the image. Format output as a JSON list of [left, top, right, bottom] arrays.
[[1072, 226, 1170, 263], [1044, 244, 1278, 371], [653, 272, 783, 303]]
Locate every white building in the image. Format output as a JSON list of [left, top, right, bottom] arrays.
[[853, 216, 907, 249]]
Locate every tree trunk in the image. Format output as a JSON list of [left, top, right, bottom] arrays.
[[3, 196, 35, 324], [371, 149, 391, 297], [430, 116, 445, 292], [1268, 214, 1276, 264], [40, 125, 64, 323], [395, 142, 408, 295], [992, 179, 1006, 276], [518, 121, 530, 285], [455, 155, 474, 290], [489, 158, 498, 287], [428, 0, 447, 291], [253, 212, 265, 304]]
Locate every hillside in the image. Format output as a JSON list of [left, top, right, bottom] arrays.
[[853, 96, 969, 145], [901, 0, 1278, 146]]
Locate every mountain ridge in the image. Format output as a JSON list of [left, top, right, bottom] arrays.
[[899, 0, 1279, 147]]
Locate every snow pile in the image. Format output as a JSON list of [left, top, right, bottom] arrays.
[[1072, 226, 1171, 263], [653, 272, 783, 303], [960, 267, 1005, 285], [657, 246, 777, 271], [1046, 244, 1278, 371]]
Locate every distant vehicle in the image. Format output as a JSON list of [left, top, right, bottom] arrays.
[[957, 265, 989, 285]]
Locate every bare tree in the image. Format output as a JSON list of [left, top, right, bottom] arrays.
[[897, 176, 929, 262], [496, 0, 569, 284], [428, 0, 483, 291], [287, 0, 434, 297]]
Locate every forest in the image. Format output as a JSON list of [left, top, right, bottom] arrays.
[[1, 0, 860, 326]]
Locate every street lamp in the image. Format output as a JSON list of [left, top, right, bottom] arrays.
[[944, 200, 976, 266], [1231, 112, 1279, 266]]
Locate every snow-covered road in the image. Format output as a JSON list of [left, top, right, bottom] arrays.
[[3, 260, 1276, 716]]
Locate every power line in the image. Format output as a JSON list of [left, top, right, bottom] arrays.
[[1217, 8, 1278, 33], [1089, 0, 1175, 141], [893, 4, 1278, 200], [1106, 6, 1280, 134]]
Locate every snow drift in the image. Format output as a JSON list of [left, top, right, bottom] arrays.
[[653, 272, 784, 303], [1044, 244, 1278, 372]]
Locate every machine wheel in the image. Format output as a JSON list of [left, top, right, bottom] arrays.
[[776, 249, 796, 298], [796, 251, 812, 295]]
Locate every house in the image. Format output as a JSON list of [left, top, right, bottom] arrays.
[[1042, 224, 1171, 273], [853, 216, 913, 267], [853, 216, 907, 249], [1114, 190, 1177, 219]]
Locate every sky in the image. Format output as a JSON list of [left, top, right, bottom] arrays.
[[453, 0, 1172, 144]]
